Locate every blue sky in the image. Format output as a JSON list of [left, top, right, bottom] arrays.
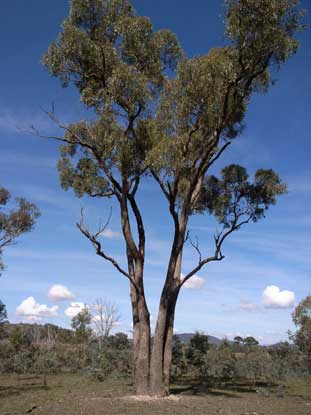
[[0, 0, 310, 344]]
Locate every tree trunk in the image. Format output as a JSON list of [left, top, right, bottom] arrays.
[[163, 305, 176, 391], [150, 291, 179, 396], [130, 276, 151, 395], [149, 244, 183, 396]]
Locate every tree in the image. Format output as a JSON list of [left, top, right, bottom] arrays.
[[187, 332, 209, 356], [40, 0, 304, 396], [0, 301, 8, 338], [0, 186, 40, 274], [71, 306, 93, 344], [234, 336, 243, 344], [93, 298, 121, 345], [0, 301, 7, 325], [71, 306, 93, 365], [185, 332, 209, 378], [243, 336, 259, 347], [292, 294, 311, 372]]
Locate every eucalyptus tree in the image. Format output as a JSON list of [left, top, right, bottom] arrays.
[[41, 0, 304, 396]]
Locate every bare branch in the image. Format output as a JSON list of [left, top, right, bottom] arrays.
[[89, 191, 115, 198], [77, 209, 139, 292], [180, 215, 252, 289], [151, 170, 171, 201], [189, 235, 202, 264], [92, 298, 121, 340]]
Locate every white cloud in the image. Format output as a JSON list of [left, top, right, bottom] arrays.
[[65, 302, 86, 318], [262, 285, 295, 309], [182, 273, 205, 289], [16, 297, 58, 318], [100, 228, 121, 239], [48, 284, 75, 301]]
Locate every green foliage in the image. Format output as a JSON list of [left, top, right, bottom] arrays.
[[194, 165, 287, 226], [42, 0, 303, 207], [0, 301, 7, 326], [89, 333, 132, 379], [226, 0, 304, 68], [243, 336, 259, 347], [187, 332, 209, 355], [234, 335, 243, 344], [43, 0, 183, 196], [204, 344, 236, 381], [148, 0, 304, 184], [0, 186, 40, 274], [71, 307, 93, 344], [183, 333, 210, 378], [268, 342, 307, 378], [292, 294, 311, 371], [0, 322, 132, 377], [9, 327, 31, 351]]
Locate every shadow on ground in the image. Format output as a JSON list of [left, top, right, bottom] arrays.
[[170, 379, 279, 399]]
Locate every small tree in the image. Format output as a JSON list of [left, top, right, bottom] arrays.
[[0, 301, 7, 325], [0, 301, 8, 338], [243, 336, 259, 347], [71, 306, 93, 365], [234, 336, 243, 344], [71, 307, 92, 343], [186, 332, 209, 377], [40, 0, 304, 396], [292, 294, 311, 372]]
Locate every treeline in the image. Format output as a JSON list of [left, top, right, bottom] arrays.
[[171, 333, 308, 383], [0, 323, 309, 384], [0, 323, 131, 379]]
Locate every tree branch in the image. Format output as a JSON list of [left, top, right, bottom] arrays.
[[180, 216, 251, 289], [76, 209, 139, 292]]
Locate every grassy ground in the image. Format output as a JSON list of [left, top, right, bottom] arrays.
[[1, 374, 311, 415]]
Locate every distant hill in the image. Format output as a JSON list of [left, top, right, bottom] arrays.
[[176, 332, 227, 345]]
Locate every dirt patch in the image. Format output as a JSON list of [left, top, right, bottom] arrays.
[[1, 375, 311, 415]]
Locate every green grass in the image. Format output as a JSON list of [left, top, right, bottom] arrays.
[[0, 373, 129, 415], [283, 377, 311, 399]]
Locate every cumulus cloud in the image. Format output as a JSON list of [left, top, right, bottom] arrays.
[[65, 302, 86, 318], [47, 284, 75, 301], [262, 285, 295, 309], [100, 228, 121, 239], [16, 297, 59, 318], [182, 273, 205, 289]]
